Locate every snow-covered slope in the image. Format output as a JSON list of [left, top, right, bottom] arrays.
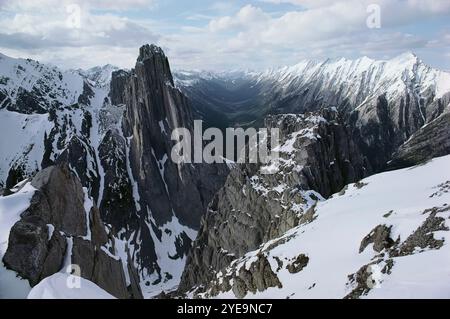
[[28, 273, 115, 299], [0, 53, 113, 188], [0, 110, 53, 186], [78, 64, 119, 89], [175, 52, 450, 110], [199, 155, 450, 299], [0, 53, 83, 112], [257, 52, 450, 103], [0, 181, 35, 298]]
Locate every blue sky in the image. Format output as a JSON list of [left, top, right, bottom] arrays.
[[0, 0, 449, 71]]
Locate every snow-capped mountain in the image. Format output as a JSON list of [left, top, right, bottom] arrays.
[[256, 52, 450, 105], [1, 47, 450, 299], [78, 64, 120, 89], [175, 52, 450, 170], [0, 46, 228, 298], [0, 52, 89, 188]]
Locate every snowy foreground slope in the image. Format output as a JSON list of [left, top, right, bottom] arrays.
[[198, 155, 450, 299], [1, 150, 449, 299], [0, 182, 35, 298], [28, 273, 114, 299], [0, 175, 121, 299]]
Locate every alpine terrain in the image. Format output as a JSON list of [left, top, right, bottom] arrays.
[[1, 44, 450, 299]]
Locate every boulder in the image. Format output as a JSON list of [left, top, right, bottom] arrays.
[[3, 215, 66, 286]]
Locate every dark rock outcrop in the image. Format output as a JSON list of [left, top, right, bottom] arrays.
[[286, 254, 309, 274], [347, 205, 450, 299], [98, 129, 139, 233], [199, 253, 283, 299], [78, 81, 95, 106], [389, 111, 450, 169], [3, 215, 66, 286], [394, 207, 450, 256], [110, 70, 130, 105], [71, 237, 131, 299], [120, 44, 229, 274], [359, 225, 395, 253], [28, 164, 87, 236], [7, 87, 47, 114], [2, 165, 143, 299], [231, 255, 282, 299]]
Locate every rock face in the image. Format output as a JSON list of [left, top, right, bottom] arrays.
[[178, 110, 369, 294], [3, 215, 66, 286], [123, 44, 196, 228], [120, 44, 229, 277], [123, 44, 227, 229], [98, 129, 139, 233], [359, 225, 395, 254], [109, 70, 130, 105], [389, 110, 450, 169], [2, 165, 143, 299], [0, 46, 229, 294], [28, 164, 87, 236]]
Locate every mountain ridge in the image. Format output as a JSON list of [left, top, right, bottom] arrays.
[[1, 45, 450, 299], [0, 44, 228, 298]]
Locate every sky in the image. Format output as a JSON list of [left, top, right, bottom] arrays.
[[0, 0, 449, 71]]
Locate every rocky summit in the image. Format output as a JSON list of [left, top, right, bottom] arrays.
[[0, 45, 450, 299]]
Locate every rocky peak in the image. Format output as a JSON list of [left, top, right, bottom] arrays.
[[114, 44, 229, 291], [389, 51, 419, 66], [138, 44, 165, 61], [136, 44, 174, 86]]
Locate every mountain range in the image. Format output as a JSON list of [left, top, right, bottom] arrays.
[[0, 45, 449, 299]]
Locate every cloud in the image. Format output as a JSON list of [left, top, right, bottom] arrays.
[[0, 0, 157, 11], [0, 0, 159, 68], [261, 0, 450, 12], [259, 0, 336, 8], [0, 0, 449, 70], [203, 1, 450, 52], [215, 0, 450, 47], [160, 0, 450, 71], [208, 5, 270, 32]]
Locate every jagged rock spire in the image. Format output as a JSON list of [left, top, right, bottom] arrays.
[[136, 44, 174, 86]]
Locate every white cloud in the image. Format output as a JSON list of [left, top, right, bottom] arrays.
[[160, 0, 450, 71], [208, 5, 270, 32], [262, 0, 450, 12], [0, 0, 449, 70], [259, 0, 336, 8], [0, 0, 159, 68], [215, 0, 450, 47], [1, 0, 157, 11]]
